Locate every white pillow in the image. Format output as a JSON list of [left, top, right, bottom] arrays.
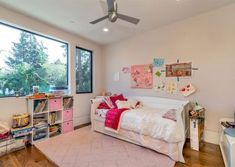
[[115, 99, 139, 109], [115, 100, 132, 109], [128, 99, 139, 108]]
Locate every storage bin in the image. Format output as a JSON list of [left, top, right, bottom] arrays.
[[49, 98, 62, 111], [62, 121, 73, 134], [12, 113, 30, 128], [63, 109, 73, 122]]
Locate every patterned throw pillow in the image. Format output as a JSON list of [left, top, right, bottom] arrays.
[[110, 94, 127, 108], [162, 109, 177, 121], [103, 97, 115, 109]]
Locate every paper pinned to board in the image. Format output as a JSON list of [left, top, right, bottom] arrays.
[[154, 82, 166, 92], [153, 58, 164, 67], [166, 81, 178, 94], [155, 71, 162, 77], [180, 84, 196, 97]]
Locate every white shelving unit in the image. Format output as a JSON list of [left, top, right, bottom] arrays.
[[27, 96, 73, 144], [219, 118, 235, 167]]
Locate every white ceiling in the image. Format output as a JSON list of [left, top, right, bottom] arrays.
[[0, 0, 234, 45]]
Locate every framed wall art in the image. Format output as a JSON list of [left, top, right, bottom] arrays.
[[166, 62, 192, 77]]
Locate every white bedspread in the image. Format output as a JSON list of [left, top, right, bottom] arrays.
[[120, 107, 183, 143]]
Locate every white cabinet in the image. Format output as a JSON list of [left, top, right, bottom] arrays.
[[219, 118, 235, 167]]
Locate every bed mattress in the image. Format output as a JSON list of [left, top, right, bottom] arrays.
[[95, 107, 183, 143]]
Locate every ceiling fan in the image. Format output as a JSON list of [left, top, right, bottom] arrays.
[[90, 0, 140, 25]]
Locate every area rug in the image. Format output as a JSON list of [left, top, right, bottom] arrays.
[[35, 126, 175, 167]]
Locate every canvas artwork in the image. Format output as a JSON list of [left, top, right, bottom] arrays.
[[166, 62, 192, 77], [131, 64, 153, 89]]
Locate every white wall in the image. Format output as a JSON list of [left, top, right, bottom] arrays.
[[103, 4, 235, 144], [0, 6, 104, 126]]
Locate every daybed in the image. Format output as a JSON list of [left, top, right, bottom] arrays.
[[90, 96, 190, 163]]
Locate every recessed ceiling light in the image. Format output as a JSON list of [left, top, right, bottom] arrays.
[[103, 28, 109, 32]]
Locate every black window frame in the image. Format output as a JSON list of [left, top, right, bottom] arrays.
[[75, 46, 93, 94], [0, 21, 69, 98]]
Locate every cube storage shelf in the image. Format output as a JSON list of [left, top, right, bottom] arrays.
[[27, 96, 74, 144]]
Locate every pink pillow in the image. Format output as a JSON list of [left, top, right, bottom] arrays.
[[103, 97, 115, 109], [110, 94, 127, 108], [162, 109, 177, 121]]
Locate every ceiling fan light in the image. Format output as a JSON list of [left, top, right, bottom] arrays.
[[103, 28, 109, 32]]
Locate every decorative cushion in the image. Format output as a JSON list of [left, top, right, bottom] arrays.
[[103, 97, 115, 109], [162, 109, 177, 121], [115, 100, 132, 109], [116, 99, 142, 109], [110, 94, 127, 108]]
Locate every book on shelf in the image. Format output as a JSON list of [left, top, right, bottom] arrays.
[[49, 112, 57, 124], [34, 100, 47, 113], [63, 97, 73, 109]]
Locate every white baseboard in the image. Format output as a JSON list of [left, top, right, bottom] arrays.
[[74, 115, 90, 127], [204, 130, 219, 145]]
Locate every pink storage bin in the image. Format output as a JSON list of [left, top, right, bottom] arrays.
[[49, 98, 62, 111], [63, 109, 73, 122], [62, 121, 73, 134]]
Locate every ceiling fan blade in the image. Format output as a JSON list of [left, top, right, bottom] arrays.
[[107, 0, 115, 11], [90, 15, 109, 24], [117, 13, 140, 24]]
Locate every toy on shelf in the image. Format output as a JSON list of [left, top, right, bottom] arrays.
[[28, 93, 46, 99], [189, 103, 205, 119], [12, 113, 30, 129]]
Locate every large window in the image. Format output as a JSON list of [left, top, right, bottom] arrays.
[[76, 47, 93, 94], [0, 22, 68, 97]]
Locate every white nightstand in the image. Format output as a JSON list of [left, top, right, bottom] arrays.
[[219, 118, 235, 167]]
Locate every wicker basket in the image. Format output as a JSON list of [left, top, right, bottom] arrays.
[[12, 113, 30, 129]]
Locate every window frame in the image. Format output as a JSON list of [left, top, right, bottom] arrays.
[[0, 21, 69, 98], [75, 46, 93, 94]]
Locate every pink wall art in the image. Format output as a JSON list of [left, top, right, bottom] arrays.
[[131, 64, 153, 89]]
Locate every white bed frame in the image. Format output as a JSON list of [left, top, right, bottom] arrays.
[[90, 96, 190, 163]]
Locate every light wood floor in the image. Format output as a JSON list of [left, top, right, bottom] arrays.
[[0, 141, 224, 167], [0, 146, 57, 167], [175, 142, 224, 167]]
